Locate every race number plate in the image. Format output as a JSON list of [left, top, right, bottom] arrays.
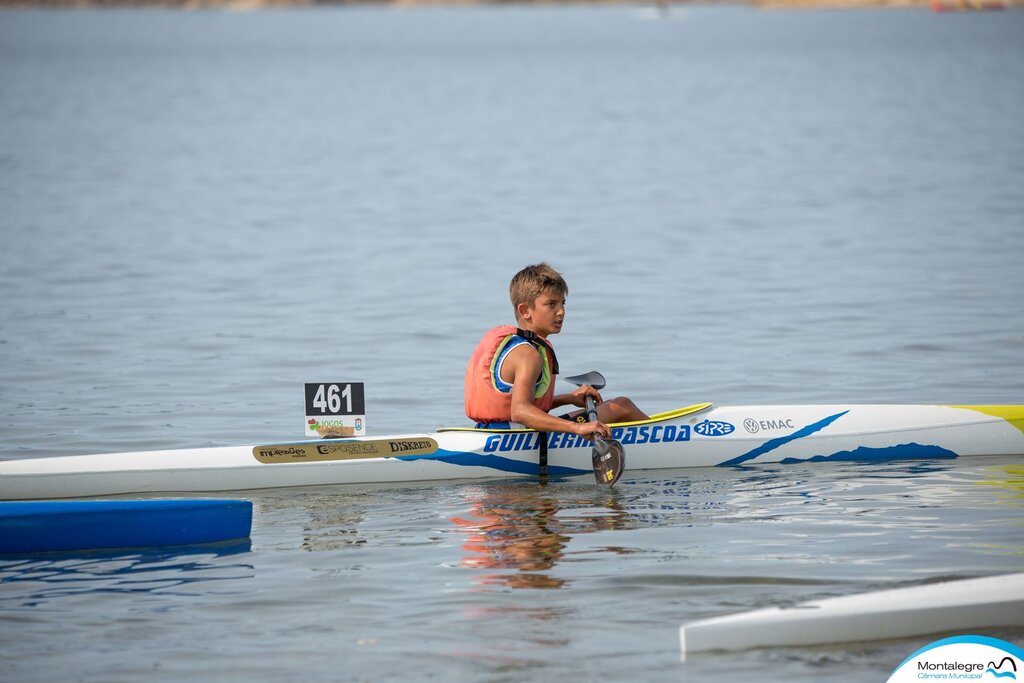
[[304, 382, 366, 437]]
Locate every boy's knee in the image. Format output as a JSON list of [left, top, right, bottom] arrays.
[[604, 396, 647, 423], [607, 396, 637, 419]]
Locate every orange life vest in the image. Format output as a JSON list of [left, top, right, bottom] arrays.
[[464, 325, 558, 424]]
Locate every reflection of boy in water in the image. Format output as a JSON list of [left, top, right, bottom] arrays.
[[453, 497, 567, 570], [453, 502, 569, 590], [450, 487, 629, 589]]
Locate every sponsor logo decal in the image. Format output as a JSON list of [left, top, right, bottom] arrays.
[[307, 418, 355, 437], [386, 439, 435, 453], [887, 635, 1023, 682], [482, 424, 690, 453], [253, 437, 438, 463], [743, 417, 796, 434], [693, 419, 734, 437], [316, 442, 379, 456], [254, 446, 309, 459]]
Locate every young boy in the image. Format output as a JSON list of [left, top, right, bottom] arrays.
[[464, 263, 648, 440]]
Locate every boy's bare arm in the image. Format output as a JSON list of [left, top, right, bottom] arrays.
[[504, 346, 610, 439]]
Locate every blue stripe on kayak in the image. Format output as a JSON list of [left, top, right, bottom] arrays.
[[396, 450, 590, 477], [780, 443, 958, 464], [717, 410, 850, 467]]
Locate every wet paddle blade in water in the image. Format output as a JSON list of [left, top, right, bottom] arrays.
[[592, 437, 625, 486]]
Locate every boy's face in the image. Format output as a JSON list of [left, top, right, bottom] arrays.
[[519, 289, 565, 336]]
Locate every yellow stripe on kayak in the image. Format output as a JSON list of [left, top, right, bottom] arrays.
[[950, 405, 1024, 434], [437, 402, 714, 433], [611, 402, 713, 427]]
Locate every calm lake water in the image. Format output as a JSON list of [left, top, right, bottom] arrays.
[[1, 5, 1023, 682]]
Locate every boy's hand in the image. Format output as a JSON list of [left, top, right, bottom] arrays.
[[570, 384, 603, 408], [574, 419, 611, 440]]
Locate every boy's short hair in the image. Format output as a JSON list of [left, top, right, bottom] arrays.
[[509, 263, 568, 311]]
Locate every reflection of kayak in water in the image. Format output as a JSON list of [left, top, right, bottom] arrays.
[[3, 404, 1022, 500]]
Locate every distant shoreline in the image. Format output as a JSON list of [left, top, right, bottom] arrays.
[[0, 0, 1018, 9]]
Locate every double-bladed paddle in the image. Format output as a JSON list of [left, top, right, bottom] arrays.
[[564, 371, 625, 486]]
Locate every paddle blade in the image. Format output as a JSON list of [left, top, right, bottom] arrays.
[[563, 371, 606, 391], [592, 439, 625, 486]]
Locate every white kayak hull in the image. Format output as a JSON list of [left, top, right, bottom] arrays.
[[1, 404, 1022, 500], [679, 572, 1024, 658]]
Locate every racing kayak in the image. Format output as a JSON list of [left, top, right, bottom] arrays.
[[679, 572, 1024, 658], [1, 403, 1021, 500]]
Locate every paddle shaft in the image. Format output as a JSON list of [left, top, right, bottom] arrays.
[[584, 395, 611, 456]]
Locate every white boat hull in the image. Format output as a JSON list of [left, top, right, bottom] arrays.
[[1, 404, 1022, 500], [679, 572, 1024, 658]]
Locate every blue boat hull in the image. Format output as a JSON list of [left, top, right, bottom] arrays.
[[0, 499, 253, 554]]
